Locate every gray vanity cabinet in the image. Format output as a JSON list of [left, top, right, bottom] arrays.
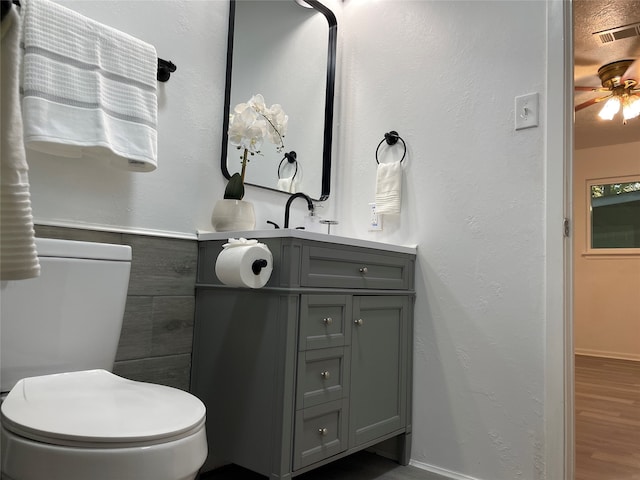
[[191, 237, 415, 479]]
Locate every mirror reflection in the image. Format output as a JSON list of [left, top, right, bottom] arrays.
[[221, 0, 336, 201]]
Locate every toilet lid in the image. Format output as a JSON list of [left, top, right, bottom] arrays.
[[1, 370, 206, 446]]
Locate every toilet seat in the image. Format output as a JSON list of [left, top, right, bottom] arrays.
[[1, 369, 206, 448]]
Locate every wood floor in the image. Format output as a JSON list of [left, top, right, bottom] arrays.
[[575, 355, 640, 480]]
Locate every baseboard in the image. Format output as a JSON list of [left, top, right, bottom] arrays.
[[574, 348, 640, 362], [409, 459, 483, 480]]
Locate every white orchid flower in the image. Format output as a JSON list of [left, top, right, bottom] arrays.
[[227, 94, 287, 161], [225, 94, 288, 199], [265, 104, 288, 147], [247, 94, 267, 114], [228, 105, 268, 153]]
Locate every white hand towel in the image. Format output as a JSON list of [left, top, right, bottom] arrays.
[[375, 161, 402, 215], [1, 6, 41, 280], [21, 0, 158, 172]]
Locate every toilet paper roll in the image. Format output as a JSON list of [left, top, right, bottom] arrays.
[[214, 238, 273, 289]]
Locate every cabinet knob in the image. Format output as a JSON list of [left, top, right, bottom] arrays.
[[318, 427, 328, 436], [359, 266, 368, 274], [354, 318, 364, 326], [321, 370, 330, 379], [323, 317, 333, 325]]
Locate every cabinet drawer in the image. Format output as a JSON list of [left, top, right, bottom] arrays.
[[293, 399, 348, 471], [296, 347, 349, 409], [301, 245, 411, 290], [299, 295, 352, 350]]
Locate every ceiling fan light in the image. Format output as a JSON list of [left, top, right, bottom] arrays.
[[598, 97, 620, 120], [622, 96, 640, 121]]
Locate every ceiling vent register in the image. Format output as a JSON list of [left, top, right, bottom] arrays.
[[594, 22, 640, 44]]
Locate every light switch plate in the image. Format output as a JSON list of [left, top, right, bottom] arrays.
[[515, 93, 539, 130]]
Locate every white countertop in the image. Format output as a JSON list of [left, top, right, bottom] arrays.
[[197, 229, 417, 255]]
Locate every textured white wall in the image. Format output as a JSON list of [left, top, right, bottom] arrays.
[[336, 2, 550, 480], [26, 1, 563, 479]]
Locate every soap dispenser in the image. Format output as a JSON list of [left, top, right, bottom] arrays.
[[304, 204, 323, 233]]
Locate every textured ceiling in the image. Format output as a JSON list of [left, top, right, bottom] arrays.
[[574, 0, 640, 149]]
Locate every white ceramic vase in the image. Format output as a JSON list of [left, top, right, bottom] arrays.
[[211, 199, 256, 232]]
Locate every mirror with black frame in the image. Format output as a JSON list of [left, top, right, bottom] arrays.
[[221, 0, 336, 201]]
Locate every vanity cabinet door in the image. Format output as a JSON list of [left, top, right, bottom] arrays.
[[349, 295, 410, 449]]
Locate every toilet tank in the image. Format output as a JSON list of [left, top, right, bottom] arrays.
[[0, 238, 132, 393]]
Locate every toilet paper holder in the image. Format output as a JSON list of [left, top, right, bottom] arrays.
[[252, 259, 269, 274], [215, 238, 273, 289]]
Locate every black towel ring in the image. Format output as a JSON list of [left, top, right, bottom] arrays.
[[375, 131, 406, 164], [278, 151, 298, 180]]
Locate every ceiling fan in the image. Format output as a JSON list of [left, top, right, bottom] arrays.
[[575, 59, 640, 123]]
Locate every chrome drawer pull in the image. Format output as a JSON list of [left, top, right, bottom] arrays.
[[321, 370, 330, 379], [359, 266, 368, 274], [323, 317, 333, 325], [354, 318, 364, 326], [318, 427, 328, 436]]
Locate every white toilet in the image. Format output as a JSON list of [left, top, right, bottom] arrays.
[[0, 238, 207, 480]]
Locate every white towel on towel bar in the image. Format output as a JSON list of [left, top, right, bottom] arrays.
[[1, 6, 41, 280], [21, 0, 158, 172]]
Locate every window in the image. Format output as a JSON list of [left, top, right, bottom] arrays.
[[588, 177, 640, 250]]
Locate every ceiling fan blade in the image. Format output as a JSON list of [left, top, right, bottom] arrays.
[[575, 86, 607, 92], [575, 95, 610, 112]]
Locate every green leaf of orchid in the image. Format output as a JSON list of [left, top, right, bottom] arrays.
[[224, 173, 245, 200]]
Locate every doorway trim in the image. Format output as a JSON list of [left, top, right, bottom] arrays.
[[545, 0, 574, 479]]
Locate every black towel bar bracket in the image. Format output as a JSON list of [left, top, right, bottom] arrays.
[[375, 130, 406, 164], [157, 58, 176, 82]]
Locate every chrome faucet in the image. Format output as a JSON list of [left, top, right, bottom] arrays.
[[284, 192, 314, 229]]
